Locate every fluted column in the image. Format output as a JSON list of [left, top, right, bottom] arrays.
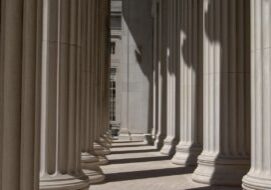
[[152, 0, 159, 143], [93, 0, 110, 165], [105, 0, 111, 138], [99, 0, 112, 148], [192, 0, 250, 186], [242, 1, 271, 189], [0, 1, 40, 189], [160, 0, 178, 156], [172, 0, 203, 166], [152, 0, 165, 149], [80, 0, 105, 184], [153, 0, 161, 149], [39, 0, 90, 189], [154, 0, 168, 149]]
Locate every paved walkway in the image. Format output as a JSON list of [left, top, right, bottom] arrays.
[[90, 140, 241, 190]]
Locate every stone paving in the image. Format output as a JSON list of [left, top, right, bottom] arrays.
[[90, 141, 241, 190]]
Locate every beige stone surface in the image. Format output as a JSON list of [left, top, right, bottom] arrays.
[[90, 141, 241, 190]]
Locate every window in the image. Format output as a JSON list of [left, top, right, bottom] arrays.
[[109, 68, 117, 121], [110, 15, 122, 30], [111, 42, 116, 54]]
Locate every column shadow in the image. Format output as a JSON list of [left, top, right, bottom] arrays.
[[105, 167, 195, 182], [110, 149, 159, 154], [111, 144, 149, 148], [186, 186, 241, 190], [109, 155, 171, 164]]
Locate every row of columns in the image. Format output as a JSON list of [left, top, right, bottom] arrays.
[[0, 0, 111, 190], [151, 0, 271, 189]]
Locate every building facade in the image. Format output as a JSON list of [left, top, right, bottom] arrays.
[[110, 0, 123, 132], [109, 0, 154, 138]]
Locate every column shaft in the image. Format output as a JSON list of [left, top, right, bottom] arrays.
[[152, 0, 166, 149], [39, 0, 90, 189], [80, 0, 105, 183], [243, 1, 271, 189], [172, 0, 203, 166], [0, 1, 40, 189], [156, 0, 169, 150], [93, 0, 111, 165], [152, 0, 158, 142], [153, 0, 166, 149], [192, 0, 250, 185], [160, 0, 178, 156], [100, 0, 112, 147]]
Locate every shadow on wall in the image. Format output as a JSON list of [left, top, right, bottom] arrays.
[[122, 0, 154, 134]]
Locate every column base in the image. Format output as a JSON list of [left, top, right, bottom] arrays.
[[192, 152, 249, 186], [94, 141, 111, 155], [118, 133, 149, 142], [82, 169, 105, 184], [94, 142, 110, 165], [40, 173, 90, 190], [242, 171, 271, 190], [118, 133, 131, 141], [154, 134, 164, 150], [81, 153, 105, 184], [99, 136, 112, 149], [144, 134, 154, 145], [97, 155, 109, 165], [118, 128, 131, 140], [160, 136, 176, 156], [103, 132, 113, 145], [172, 143, 202, 166]]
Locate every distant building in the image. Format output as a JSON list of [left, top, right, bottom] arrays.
[[109, 0, 123, 133], [110, 0, 154, 139]]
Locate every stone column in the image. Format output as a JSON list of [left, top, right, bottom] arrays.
[[192, 0, 250, 185], [39, 0, 90, 189], [99, 0, 112, 148], [155, 0, 168, 149], [172, 0, 203, 166], [104, 1, 114, 143], [160, 0, 178, 156], [101, 0, 112, 148], [242, 1, 271, 189], [93, 0, 110, 165], [152, 0, 165, 148], [80, 0, 105, 184], [0, 1, 40, 189], [151, 0, 158, 143], [119, 2, 130, 139]]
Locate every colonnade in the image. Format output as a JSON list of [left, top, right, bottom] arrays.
[[151, 0, 271, 189], [0, 0, 111, 190], [2, 0, 271, 189]]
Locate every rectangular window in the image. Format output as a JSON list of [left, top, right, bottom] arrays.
[[110, 42, 116, 54], [110, 15, 122, 30], [109, 68, 117, 121]]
